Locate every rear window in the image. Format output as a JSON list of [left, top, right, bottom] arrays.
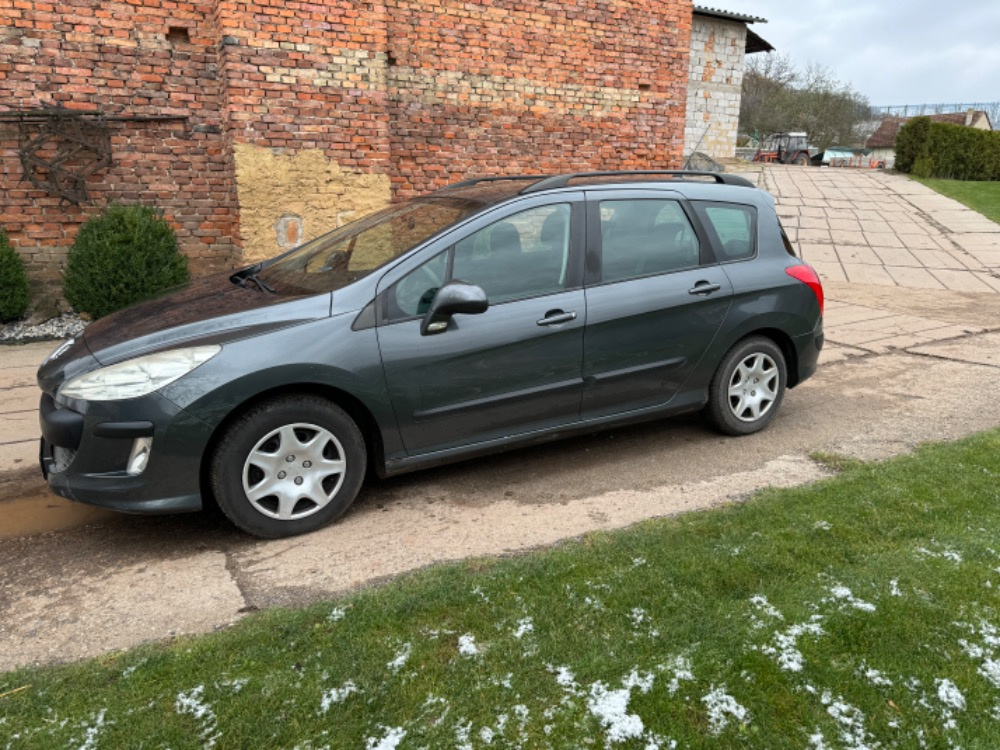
[[778, 220, 798, 257], [693, 202, 756, 262]]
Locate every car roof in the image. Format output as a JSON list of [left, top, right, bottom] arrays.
[[433, 170, 767, 210]]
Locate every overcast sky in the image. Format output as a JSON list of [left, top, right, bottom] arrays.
[[723, 0, 1000, 106]]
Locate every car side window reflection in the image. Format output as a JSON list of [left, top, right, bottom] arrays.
[[389, 204, 572, 320], [599, 199, 700, 283]]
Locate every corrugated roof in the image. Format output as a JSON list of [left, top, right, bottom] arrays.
[[693, 5, 768, 24]]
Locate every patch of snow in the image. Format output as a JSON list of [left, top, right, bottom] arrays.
[[814, 520, 832, 531], [807, 730, 832, 750], [175, 685, 221, 749], [328, 606, 347, 622], [936, 679, 966, 712], [829, 585, 877, 613], [889, 579, 902, 597], [629, 608, 648, 628], [623, 670, 655, 694], [749, 594, 784, 621], [758, 617, 825, 672], [587, 682, 645, 744], [632, 557, 647, 567], [701, 685, 749, 735], [320, 681, 359, 713], [665, 655, 694, 695], [513, 618, 534, 639], [458, 634, 479, 657], [479, 726, 495, 744], [387, 642, 412, 673], [365, 726, 406, 750], [472, 586, 490, 603], [78, 709, 108, 750], [856, 663, 893, 687], [821, 693, 874, 750]]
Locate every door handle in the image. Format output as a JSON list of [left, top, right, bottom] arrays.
[[537, 310, 577, 326], [688, 281, 722, 296]]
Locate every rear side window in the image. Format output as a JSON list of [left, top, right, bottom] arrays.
[[694, 203, 757, 262], [598, 199, 701, 283]]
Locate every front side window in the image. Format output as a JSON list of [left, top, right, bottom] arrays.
[[257, 197, 483, 295], [390, 203, 572, 320], [599, 199, 700, 283]]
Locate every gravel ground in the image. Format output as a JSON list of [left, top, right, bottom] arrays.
[[0, 313, 87, 345]]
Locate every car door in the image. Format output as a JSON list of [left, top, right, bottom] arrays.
[[580, 189, 734, 418], [377, 195, 587, 455]]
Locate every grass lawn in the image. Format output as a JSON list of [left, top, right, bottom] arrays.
[[3, 429, 1000, 748], [912, 176, 1000, 225]]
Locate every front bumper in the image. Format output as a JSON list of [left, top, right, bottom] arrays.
[[39, 391, 212, 514]]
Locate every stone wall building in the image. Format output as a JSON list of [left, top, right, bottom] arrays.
[[2, 0, 698, 308], [684, 6, 771, 161]]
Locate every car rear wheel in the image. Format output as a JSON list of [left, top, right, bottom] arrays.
[[706, 337, 786, 436], [210, 395, 366, 538]]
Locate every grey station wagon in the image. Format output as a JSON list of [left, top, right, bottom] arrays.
[[38, 171, 824, 538]]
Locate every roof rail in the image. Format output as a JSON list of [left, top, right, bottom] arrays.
[[519, 170, 756, 194], [442, 175, 550, 190]]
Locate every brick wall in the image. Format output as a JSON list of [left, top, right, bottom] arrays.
[[0, 0, 240, 309], [1, 0, 693, 310], [386, 0, 692, 198], [684, 15, 746, 160]]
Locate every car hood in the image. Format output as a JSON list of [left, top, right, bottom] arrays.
[[79, 273, 331, 365]]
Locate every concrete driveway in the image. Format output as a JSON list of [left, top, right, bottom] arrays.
[[2, 165, 999, 673]]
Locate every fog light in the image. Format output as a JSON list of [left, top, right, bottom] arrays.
[[127, 437, 153, 476]]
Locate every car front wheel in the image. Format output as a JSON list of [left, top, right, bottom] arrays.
[[706, 337, 786, 436], [210, 395, 366, 538]]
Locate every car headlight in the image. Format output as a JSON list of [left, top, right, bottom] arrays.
[[59, 345, 221, 401]]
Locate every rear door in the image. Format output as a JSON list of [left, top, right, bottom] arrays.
[[580, 189, 734, 418], [377, 194, 587, 454]]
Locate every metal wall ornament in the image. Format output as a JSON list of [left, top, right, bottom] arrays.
[[16, 107, 113, 205]]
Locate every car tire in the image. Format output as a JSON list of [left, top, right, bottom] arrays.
[[705, 337, 786, 436], [209, 395, 366, 538]]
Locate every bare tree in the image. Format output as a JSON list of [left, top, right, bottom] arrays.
[[740, 54, 871, 150]]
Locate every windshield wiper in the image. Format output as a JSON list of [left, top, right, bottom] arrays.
[[231, 264, 276, 294]]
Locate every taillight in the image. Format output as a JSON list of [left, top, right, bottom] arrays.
[[785, 264, 824, 316]]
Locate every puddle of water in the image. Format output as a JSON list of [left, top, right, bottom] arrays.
[[0, 493, 118, 539]]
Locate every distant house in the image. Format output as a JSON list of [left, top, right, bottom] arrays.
[[685, 6, 773, 160], [866, 110, 993, 168]]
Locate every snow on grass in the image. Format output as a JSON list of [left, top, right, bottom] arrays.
[[319, 681, 359, 713], [889, 579, 902, 597], [364, 725, 406, 750], [936, 678, 966, 712], [749, 594, 784, 621], [813, 520, 832, 531], [701, 685, 749, 736], [856, 663, 893, 688], [955, 619, 1000, 688], [77, 709, 108, 750], [587, 682, 645, 744], [828, 585, 877, 613], [513, 618, 534, 639], [175, 685, 221, 749], [386, 642, 412, 673], [757, 617, 825, 673], [821, 691, 875, 750], [327, 605, 347, 622], [457, 633, 479, 657], [665, 655, 694, 695], [916, 543, 963, 564]]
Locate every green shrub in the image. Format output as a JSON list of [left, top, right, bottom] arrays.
[[65, 204, 189, 319], [0, 228, 30, 323], [897, 116, 1000, 180], [894, 116, 930, 173]]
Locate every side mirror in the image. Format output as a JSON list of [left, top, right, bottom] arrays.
[[420, 280, 489, 335]]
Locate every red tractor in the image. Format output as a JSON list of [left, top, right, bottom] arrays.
[[753, 132, 822, 166]]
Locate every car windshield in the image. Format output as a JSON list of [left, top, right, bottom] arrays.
[[257, 196, 483, 294]]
